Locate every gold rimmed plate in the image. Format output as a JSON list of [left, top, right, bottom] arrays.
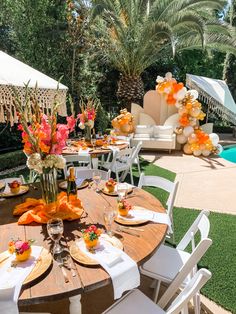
[[114, 206, 150, 226], [59, 180, 89, 190], [70, 235, 123, 266], [0, 246, 52, 285], [101, 186, 133, 197], [0, 185, 29, 198]]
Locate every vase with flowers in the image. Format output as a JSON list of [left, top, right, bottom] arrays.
[[82, 225, 102, 250], [8, 239, 34, 262], [77, 99, 99, 143], [13, 87, 76, 205]]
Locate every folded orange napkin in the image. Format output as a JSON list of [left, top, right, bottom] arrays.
[[13, 192, 84, 224]]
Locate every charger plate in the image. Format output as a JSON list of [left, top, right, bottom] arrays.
[[114, 206, 150, 226], [0, 246, 52, 285], [59, 180, 89, 190], [70, 234, 123, 266], [101, 185, 133, 197], [0, 185, 29, 198]]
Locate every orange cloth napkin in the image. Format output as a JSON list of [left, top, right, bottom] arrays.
[[13, 192, 84, 224]]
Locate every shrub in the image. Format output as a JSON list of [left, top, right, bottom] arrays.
[[0, 150, 26, 171]]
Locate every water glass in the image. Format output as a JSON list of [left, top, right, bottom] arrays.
[[117, 182, 128, 200], [103, 206, 116, 236], [47, 218, 64, 255], [93, 171, 101, 192]]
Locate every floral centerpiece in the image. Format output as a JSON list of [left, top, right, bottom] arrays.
[[82, 225, 102, 250], [13, 87, 76, 204], [105, 178, 116, 193], [77, 99, 99, 142], [117, 199, 132, 217], [8, 239, 34, 262], [8, 180, 21, 194]]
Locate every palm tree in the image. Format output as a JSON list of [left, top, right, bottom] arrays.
[[91, 0, 236, 109], [223, 0, 236, 101]]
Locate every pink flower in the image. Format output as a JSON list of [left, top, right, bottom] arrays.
[[21, 242, 30, 251], [14, 240, 24, 250], [66, 116, 76, 132]]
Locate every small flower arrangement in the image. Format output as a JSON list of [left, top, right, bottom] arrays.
[[8, 180, 21, 194], [8, 239, 34, 262], [105, 178, 116, 193], [77, 99, 99, 130], [82, 225, 102, 249], [117, 199, 132, 217]]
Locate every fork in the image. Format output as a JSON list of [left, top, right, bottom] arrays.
[[115, 226, 140, 237]]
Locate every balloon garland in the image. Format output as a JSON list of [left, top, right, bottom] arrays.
[[156, 72, 222, 156], [111, 109, 135, 135]]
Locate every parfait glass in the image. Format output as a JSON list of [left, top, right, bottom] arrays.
[[93, 170, 101, 192], [47, 218, 64, 255]]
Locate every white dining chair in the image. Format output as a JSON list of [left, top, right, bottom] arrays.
[[138, 173, 178, 243], [102, 268, 212, 314], [130, 141, 142, 177], [75, 169, 111, 181], [140, 210, 211, 314], [102, 147, 136, 185], [63, 154, 92, 178]]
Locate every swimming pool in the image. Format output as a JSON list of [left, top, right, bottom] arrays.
[[220, 145, 236, 163]]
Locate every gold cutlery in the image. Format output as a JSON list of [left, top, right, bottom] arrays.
[[115, 227, 140, 237], [122, 226, 144, 232]]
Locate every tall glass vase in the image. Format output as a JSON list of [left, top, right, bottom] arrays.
[[40, 168, 58, 204], [84, 124, 92, 143]]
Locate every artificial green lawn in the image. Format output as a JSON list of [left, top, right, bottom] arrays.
[[1, 157, 235, 313]]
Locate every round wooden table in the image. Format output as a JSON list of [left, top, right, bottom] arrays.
[[0, 183, 167, 312]]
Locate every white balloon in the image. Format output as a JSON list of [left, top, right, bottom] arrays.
[[156, 75, 164, 83], [177, 134, 187, 144], [165, 72, 173, 80], [202, 149, 211, 157], [183, 126, 194, 137], [216, 144, 223, 154], [175, 87, 187, 100], [209, 133, 219, 146], [193, 149, 202, 157], [175, 101, 182, 109], [187, 89, 199, 100], [79, 122, 85, 129]]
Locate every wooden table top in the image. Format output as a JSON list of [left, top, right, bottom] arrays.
[[62, 143, 128, 156], [0, 183, 167, 305]]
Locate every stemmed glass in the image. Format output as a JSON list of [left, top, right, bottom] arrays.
[[93, 170, 101, 192], [47, 218, 64, 255], [117, 182, 128, 200], [103, 205, 116, 237]]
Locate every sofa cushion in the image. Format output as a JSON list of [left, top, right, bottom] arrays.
[[135, 125, 153, 135], [133, 134, 151, 139], [153, 125, 173, 139], [139, 112, 156, 125]]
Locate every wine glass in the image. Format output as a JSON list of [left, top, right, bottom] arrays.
[[93, 170, 101, 192], [47, 218, 64, 255], [103, 205, 116, 236], [117, 182, 128, 200]]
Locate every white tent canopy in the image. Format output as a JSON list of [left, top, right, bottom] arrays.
[[0, 51, 68, 125], [186, 74, 236, 125]]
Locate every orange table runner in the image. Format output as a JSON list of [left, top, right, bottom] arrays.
[[13, 192, 84, 224]]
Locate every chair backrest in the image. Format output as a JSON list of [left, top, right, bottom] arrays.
[[131, 141, 142, 162], [159, 238, 212, 309], [138, 173, 178, 217], [75, 169, 111, 181], [166, 268, 212, 314], [177, 210, 210, 251], [111, 147, 135, 169], [63, 154, 91, 178]]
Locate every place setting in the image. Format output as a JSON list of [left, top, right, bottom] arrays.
[[0, 180, 29, 198]]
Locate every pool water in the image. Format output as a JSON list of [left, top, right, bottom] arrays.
[[220, 145, 236, 163]]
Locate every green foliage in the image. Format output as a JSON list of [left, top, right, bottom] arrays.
[[0, 124, 22, 150], [0, 151, 26, 171]]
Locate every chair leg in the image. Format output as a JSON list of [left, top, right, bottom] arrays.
[[137, 158, 141, 176], [193, 292, 200, 314], [129, 166, 134, 185], [153, 280, 161, 303], [116, 171, 120, 183]]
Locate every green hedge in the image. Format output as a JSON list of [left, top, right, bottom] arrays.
[[213, 125, 233, 134], [0, 150, 26, 171]]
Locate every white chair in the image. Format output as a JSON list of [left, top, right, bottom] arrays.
[[102, 268, 212, 314], [140, 210, 211, 314], [130, 141, 142, 176], [138, 173, 179, 243], [102, 147, 136, 185], [63, 154, 92, 178], [75, 169, 111, 181]]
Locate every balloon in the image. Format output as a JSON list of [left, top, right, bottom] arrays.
[[183, 144, 192, 154], [188, 133, 197, 144], [199, 144, 206, 150], [187, 89, 199, 100], [189, 118, 197, 126], [177, 134, 187, 144], [178, 107, 188, 116], [193, 150, 202, 157], [209, 133, 219, 146], [175, 101, 182, 109], [183, 126, 194, 137], [190, 107, 201, 118], [175, 87, 187, 100], [216, 144, 223, 154], [165, 72, 173, 80], [202, 149, 211, 157]]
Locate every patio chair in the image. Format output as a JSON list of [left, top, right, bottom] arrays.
[[138, 173, 179, 243], [140, 210, 211, 314], [130, 141, 142, 177], [63, 154, 92, 178], [102, 147, 136, 185], [102, 268, 212, 314]]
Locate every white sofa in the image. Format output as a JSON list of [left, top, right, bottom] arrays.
[[131, 125, 176, 152]]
